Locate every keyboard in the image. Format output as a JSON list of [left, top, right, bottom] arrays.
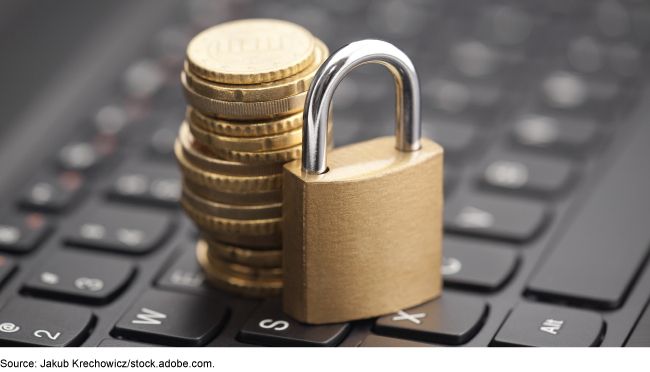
[[0, 0, 649, 347]]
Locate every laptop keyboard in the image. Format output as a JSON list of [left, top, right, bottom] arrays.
[[0, 0, 649, 347]]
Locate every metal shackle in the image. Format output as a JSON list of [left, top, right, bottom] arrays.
[[301, 39, 422, 174]]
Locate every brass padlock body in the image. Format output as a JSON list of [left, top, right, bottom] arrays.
[[283, 136, 443, 324]]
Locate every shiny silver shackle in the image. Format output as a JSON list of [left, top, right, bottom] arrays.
[[301, 39, 422, 174]]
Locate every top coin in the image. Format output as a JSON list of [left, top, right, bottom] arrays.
[[187, 19, 316, 84]]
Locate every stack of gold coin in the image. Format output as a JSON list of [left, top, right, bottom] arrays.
[[175, 19, 330, 298]]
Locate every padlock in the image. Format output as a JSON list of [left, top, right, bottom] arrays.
[[282, 39, 443, 324]]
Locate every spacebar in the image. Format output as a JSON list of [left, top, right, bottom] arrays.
[[526, 100, 650, 309]]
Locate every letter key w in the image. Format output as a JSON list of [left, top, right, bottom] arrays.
[[132, 308, 167, 325]]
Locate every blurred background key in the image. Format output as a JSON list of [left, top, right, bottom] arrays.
[[0, 213, 50, 253]]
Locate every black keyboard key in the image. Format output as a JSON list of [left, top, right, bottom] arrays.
[[510, 114, 598, 155], [0, 213, 51, 253], [157, 248, 210, 295], [527, 120, 650, 309], [442, 237, 519, 291], [444, 193, 548, 242], [23, 250, 134, 304], [0, 256, 16, 287], [109, 161, 180, 207], [19, 171, 85, 212], [113, 289, 228, 346], [422, 119, 477, 163], [149, 127, 178, 160], [359, 335, 438, 347], [58, 141, 101, 172], [492, 302, 604, 347], [449, 40, 503, 78], [539, 71, 594, 110], [0, 298, 93, 346], [374, 292, 488, 345], [239, 299, 350, 347], [66, 204, 173, 254], [625, 302, 650, 347], [479, 153, 574, 197], [98, 338, 160, 347]]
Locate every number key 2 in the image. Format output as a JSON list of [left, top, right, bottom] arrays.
[[0, 298, 93, 346]]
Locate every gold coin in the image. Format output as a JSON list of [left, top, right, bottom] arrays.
[[206, 231, 282, 249], [182, 182, 282, 220], [215, 125, 333, 164], [179, 121, 285, 176], [188, 106, 303, 137], [207, 247, 282, 279], [197, 240, 281, 298], [184, 38, 328, 102], [189, 116, 303, 152], [184, 177, 282, 206], [204, 234, 282, 268], [175, 140, 282, 191], [187, 19, 315, 84], [183, 74, 307, 120], [182, 198, 281, 236]]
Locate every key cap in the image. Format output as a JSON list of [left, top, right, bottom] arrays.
[[19, 171, 85, 212], [442, 237, 519, 291], [156, 248, 210, 295], [23, 250, 135, 304], [510, 114, 598, 155], [540, 71, 589, 109], [479, 152, 574, 197], [595, 0, 630, 38], [146, 111, 185, 160], [65, 204, 174, 254], [527, 119, 650, 308], [113, 289, 228, 346], [422, 118, 477, 163], [94, 105, 128, 136], [97, 338, 160, 347], [444, 193, 548, 242], [482, 5, 533, 46], [0, 256, 16, 288], [359, 335, 439, 347], [566, 36, 604, 74], [374, 292, 488, 345], [424, 79, 473, 114], [109, 161, 180, 208], [57, 130, 121, 175], [149, 127, 177, 160], [625, 302, 650, 347], [58, 141, 101, 172], [0, 297, 94, 346], [239, 298, 350, 347], [451, 40, 500, 78], [0, 213, 50, 253], [492, 302, 604, 347]]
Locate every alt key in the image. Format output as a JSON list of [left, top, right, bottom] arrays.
[[492, 302, 604, 347]]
